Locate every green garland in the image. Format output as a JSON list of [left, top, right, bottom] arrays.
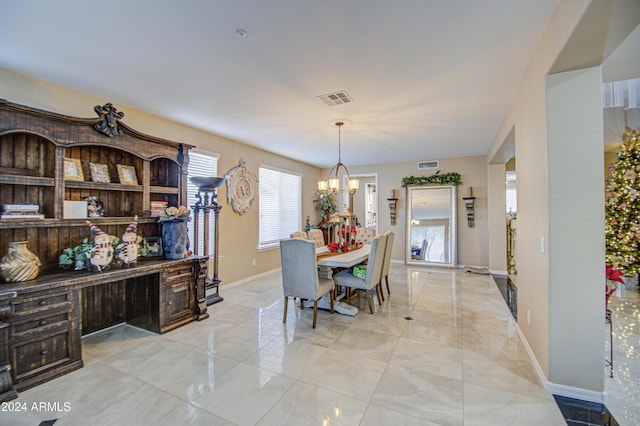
[[401, 171, 462, 187]]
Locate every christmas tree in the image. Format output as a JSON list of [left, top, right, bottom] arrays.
[[605, 127, 640, 275]]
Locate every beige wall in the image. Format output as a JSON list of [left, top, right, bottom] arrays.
[[0, 69, 323, 284], [347, 155, 489, 267]]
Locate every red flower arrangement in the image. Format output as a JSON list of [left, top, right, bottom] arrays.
[[605, 265, 624, 308], [327, 242, 339, 253]]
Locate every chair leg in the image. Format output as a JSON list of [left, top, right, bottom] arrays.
[[330, 289, 335, 314], [313, 300, 319, 328], [283, 296, 288, 324], [378, 283, 385, 301], [385, 275, 391, 295], [300, 298, 304, 310], [376, 284, 383, 305], [367, 290, 375, 314]]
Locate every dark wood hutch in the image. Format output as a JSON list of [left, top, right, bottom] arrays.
[[0, 99, 209, 401]]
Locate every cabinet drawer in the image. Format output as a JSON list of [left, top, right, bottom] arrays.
[[13, 291, 72, 317], [164, 262, 191, 277], [12, 330, 72, 380], [12, 311, 71, 340]]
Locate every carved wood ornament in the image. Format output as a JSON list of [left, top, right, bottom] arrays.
[[225, 158, 258, 216], [94, 103, 124, 137]]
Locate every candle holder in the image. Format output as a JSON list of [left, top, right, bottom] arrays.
[[463, 197, 476, 228], [387, 198, 398, 226], [191, 176, 225, 305]]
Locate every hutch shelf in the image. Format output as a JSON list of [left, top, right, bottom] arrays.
[[0, 99, 209, 401]]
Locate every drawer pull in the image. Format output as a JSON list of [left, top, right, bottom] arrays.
[[40, 350, 48, 356], [39, 320, 47, 326], [39, 300, 47, 306]]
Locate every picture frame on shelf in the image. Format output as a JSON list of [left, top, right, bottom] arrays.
[[64, 158, 84, 181], [86, 196, 104, 217], [143, 237, 163, 257], [116, 164, 138, 185], [89, 162, 111, 183]]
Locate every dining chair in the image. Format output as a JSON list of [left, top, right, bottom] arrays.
[[307, 229, 325, 248], [411, 239, 427, 260], [290, 231, 308, 239], [280, 238, 334, 328], [381, 231, 394, 296], [332, 234, 387, 314]]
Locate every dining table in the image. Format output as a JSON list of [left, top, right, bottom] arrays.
[[310, 244, 371, 316]]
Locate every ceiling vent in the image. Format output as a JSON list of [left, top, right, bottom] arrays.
[[417, 160, 439, 170], [317, 91, 354, 107]]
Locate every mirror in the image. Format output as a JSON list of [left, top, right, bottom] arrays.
[[405, 185, 457, 267]]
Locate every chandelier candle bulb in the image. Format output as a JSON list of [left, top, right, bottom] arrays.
[[467, 186, 473, 197]]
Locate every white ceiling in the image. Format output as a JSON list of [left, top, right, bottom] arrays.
[[0, 0, 560, 168]]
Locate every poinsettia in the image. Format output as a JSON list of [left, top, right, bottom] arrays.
[[606, 265, 625, 284], [605, 265, 624, 308]]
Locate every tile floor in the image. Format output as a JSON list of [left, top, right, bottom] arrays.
[[3, 264, 567, 425]]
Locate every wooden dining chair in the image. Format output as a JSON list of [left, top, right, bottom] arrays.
[[332, 234, 387, 314], [381, 231, 394, 296], [280, 238, 334, 328]]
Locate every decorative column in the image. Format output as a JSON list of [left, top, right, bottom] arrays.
[[190, 177, 225, 305]]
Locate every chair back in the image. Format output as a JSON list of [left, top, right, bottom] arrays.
[[355, 226, 376, 245], [308, 229, 325, 248], [419, 239, 427, 260], [280, 238, 320, 300], [364, 234, 387, 288], [290, 231, 308, 239], [381, 231, 394, 277]]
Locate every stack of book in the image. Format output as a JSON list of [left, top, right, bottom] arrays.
[[150, 201, 168, 217], [1, 204, 45, 220]]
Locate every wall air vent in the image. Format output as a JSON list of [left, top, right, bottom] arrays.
[[317, 91, 354, 107], [417, 160, 439, 170]]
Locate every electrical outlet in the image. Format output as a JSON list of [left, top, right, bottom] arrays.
[[540, 236, 545, 253], [252, 258, 256, 266], [527, 310, 531, 324]]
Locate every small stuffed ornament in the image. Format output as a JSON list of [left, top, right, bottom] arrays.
[[87, 221, 114, 272], [117, 215, 139, 267]]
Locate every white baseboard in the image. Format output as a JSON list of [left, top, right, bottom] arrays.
[[546, 381, 604, 404], [516, 323, 604, 404], [490, 269, 509, 276]]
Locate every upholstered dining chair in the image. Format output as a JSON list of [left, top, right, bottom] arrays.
[[381, 231, 394, 296], [411, 239, 427, 260], [290, 231, 308, 239], [280, 238, 334, 328], [307, 229, 325, 248], [332, 234, 387, 314]]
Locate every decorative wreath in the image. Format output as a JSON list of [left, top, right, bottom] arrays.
[[401, 171, 462, 187]]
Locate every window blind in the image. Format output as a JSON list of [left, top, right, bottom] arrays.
[[259, 166, 301, 249], [186, 151, 218, 256]]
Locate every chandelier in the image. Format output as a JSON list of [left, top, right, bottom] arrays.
[[317, 121, 359, 194]]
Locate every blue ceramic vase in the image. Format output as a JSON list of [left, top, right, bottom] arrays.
[[162, 220, 188, 260]]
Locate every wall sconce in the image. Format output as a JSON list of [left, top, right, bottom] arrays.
[[388, 189, 398, 226], [463, 186, 475, 228]]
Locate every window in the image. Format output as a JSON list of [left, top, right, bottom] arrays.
[[259, 166, 301, 249], [187, 151, 219, 256]]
